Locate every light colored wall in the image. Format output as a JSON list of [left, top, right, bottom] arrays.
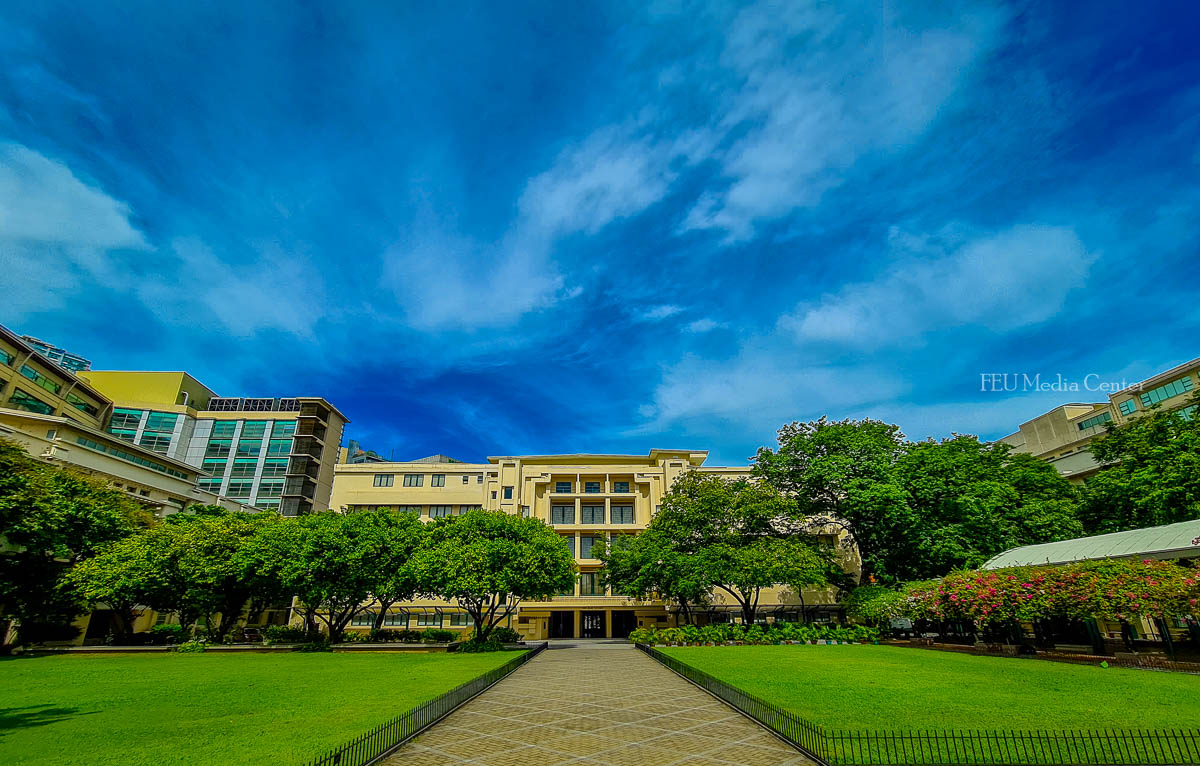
[[0, 339, 110, 430], [80, 370, 216, 411]]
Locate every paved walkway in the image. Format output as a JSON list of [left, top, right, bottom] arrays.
[[381, 640, 813, 765]]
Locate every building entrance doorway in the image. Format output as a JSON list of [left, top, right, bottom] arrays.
[[610, 610, 637, 638], [581, 611, 605, 638], [549, 611, 574, 638]]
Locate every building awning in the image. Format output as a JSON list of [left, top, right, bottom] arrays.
[[983, 519, 1200, 569]]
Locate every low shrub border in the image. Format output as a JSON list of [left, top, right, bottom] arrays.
[[637, 644, 1200, 765], [629, 622, 880, 646], [303, 642, 547, 766]]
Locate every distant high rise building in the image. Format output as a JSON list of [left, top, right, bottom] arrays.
[[344, 439, 387, 464], [21, 335, 92, 372], [80, 370, 348, 515]]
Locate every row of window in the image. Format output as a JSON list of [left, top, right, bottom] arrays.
[[197, 478, 285, 499], [354, 504, 483, 517], [550, 505, 635, 525], [1076, 412, 1112, 431], [74, 437, 190, 479], [206, 438, 292, 458], [203, 457, 290, 478], [19, 363, 61, 395], [349, 612, 470, 628], [553, 481, 632, 493], [65, 391, 99, 416], [560, 533, 623, 559], [209, 420, 295, 438], [562, 572, 611, 597], [0, 348, 13, 366], [1140, 375, 1194, 408], [373, 473, 482, 487], [8, 387, 53, 415]]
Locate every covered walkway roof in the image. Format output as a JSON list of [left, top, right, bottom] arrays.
[[983, 519, 1200, 569]]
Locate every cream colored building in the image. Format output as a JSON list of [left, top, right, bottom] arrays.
[[330, 450, 850, 640], [1, 326, 246, 515], [1001, 358, 1199, 483], [79, 371, 347, 515]]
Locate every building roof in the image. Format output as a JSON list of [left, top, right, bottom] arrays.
[[411, 454, 463, 463], [983, 519, 1200, 569], [0, 324, 112, 406], [487, 450, 710, 466]]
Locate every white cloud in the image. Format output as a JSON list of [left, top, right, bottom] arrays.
[[0, 142, 325, 337], [638, 304, 684, 322], [782, 224, 1094, 348], [682, 3, 1005, 240], [685, 317, 723, 333]]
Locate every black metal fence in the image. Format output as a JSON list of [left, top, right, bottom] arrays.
[[303, 642, 546, 766], [637, 644, 1200, 765]]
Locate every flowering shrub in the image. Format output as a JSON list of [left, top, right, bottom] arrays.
[[903, 559, 1199, 626]]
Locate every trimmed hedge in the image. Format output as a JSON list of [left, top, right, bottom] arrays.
[[630, 622, 880, 646]]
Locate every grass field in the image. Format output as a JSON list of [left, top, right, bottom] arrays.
[[0, 650, 523, 766], [659, 645, 1200, 731]]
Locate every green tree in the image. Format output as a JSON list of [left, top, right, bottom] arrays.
[[1082, 398, 1200, 533], [344, 508, 426, 631], [0, 438, 146, 640], [648, 472, 838, 625], [412, 509, 575, 640], [62, 533, 165, 637], [891, 436, 1081, 580], [594, 529, 710, 624], [753, 417, 910, 583], [240, 510, 389, 642]]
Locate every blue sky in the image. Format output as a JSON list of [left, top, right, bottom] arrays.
[[3, 1, 1198, 465]]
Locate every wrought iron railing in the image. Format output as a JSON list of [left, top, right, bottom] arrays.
[[637, 644, 1200, 765], [303, 642, 546, 766]]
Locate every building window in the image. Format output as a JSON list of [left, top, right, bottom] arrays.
[[429, 505, 453, 518], [461, 475, 470, 484], [206, 439, 233, 458], [110, 408, 144, 430], [144, 412, 178, 432], [403, 474, 424, 487], [202, 459, 228, 477], [373, 474, 394, 487], [448, 612, 468, 627], [1118, 399, 1137, 416], [579, 535, 603, 559], [560, 535, 575, 557], [551, 505, 575, 525], [1077, 412, 1112, 431], [476, 475, 483, 484], [109, 428, 138, 442], [416, 613, 440, 627], [266, 438, 291, 456], [378, 612, 407, 627], [230, 458, 258, 478], [1180, 405, 1197, 421], [236, 439, 262, 457], [6, 389, 53, 413], [272, 421, 297, 437], [431, 474, 445, 487], [138, 433, 172, 453], [491, 491, 497, 500], [198, 478, 223, 493], [398, 505, 422, 515], [612, 481, 630, 493], [351, 612, 376, 627], [240, 421, 268, 438], [226, 481, 254, 498], [610, 505, 634, 524], [584, 481, 601, 493], [0, 348, 12, 366], [261, 458, 289, 477], [211, 421, 238, 438], [579, 572, 605, 596], [555, 481, 572, 493], [458, 505, 481, 515], [19, 364, 61, 394], [256, 480, 284, 498], [581, 505, 605, 524], [503, 486, 513, 499], [1140, 376, 1194, 408], [65, 392, 99, 416]]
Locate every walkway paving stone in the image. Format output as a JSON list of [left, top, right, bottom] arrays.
[[381, 641, 814, 765]]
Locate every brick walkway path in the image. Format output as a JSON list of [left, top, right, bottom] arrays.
[[380, 641, 814, 765]]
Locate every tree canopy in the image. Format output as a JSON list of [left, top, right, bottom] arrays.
[[754, 420, 1082, 583], [1081, 398, 1200, 533], [411, 509, 575, 640]]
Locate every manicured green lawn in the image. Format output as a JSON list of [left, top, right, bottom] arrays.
[[660, 645, 1200, 730], [0, 650, 522, 766]]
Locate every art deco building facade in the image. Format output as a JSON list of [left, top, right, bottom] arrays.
[[330, 450, 851, 640]]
